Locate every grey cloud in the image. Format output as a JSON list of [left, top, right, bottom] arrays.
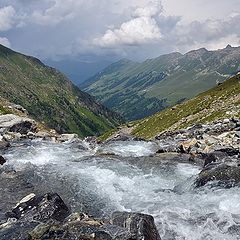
[[0, 5, 16, 31], [172, 13, 240, 50], [0, 0, 239, 61]]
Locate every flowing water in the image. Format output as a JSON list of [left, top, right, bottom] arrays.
[[1, 139, 240, 240]]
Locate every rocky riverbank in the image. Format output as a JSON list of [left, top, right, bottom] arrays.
[[0, 109, 240, 239], [104, 117, 240, 189], [155, 118, 240, 188]]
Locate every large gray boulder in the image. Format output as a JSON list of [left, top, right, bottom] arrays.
[[6, 193, 70, 222], [0, 114, 36, 134]]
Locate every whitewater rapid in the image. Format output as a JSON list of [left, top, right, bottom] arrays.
[[2, 139, 240, 240]]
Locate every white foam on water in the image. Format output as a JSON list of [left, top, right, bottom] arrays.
[[98, 141, 159, 157], [219, 195, 240, 215], [3, 140, 240, 240], [176, 163, 201, 177], [4, 140, 94, 166]]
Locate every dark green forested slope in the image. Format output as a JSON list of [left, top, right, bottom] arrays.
[[82, 45, 240, 121], [0, 44, 123, 137]]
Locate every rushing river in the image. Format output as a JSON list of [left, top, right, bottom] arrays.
[[1, 139, 240, 240]]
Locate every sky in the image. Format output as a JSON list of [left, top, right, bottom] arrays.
[[0, 0, 239, 62]]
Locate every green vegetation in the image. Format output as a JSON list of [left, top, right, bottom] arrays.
[[82, 46, 240, 121], [0, 44, 123, 137], [131, 75, 240, 139], [0, 97, 23, 115], [97, 127, 119, 142], [0, 105, 11, 114]]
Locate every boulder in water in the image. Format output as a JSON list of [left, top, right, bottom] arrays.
[[111, 211, 161, 240], [195, 163, 240, 188], [7, 193, 70, 222]]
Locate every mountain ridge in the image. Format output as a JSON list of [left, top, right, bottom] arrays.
[[82, 45, 240, 121]]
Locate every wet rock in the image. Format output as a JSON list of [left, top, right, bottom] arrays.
[[34, 212, 133, 240], [0, 156, 6, 165], [203, 153, 217, 167], [7, 193, 70, 222], [26, 211, 161, 240], [215, 147, 240, 157], [111, 211, 161, 240], [195, 163, 240, 188]]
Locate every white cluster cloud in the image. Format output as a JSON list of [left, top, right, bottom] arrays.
[[94, 1, 163, 47], [0, 5, 15, 31]]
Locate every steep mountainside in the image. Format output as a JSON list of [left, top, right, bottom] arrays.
[[82, 45, 240, 120], [0, 44, 123, 137], [131, 74, 240, 139]]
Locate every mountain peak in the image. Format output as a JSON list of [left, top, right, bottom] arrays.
[[185, 47, 208, 57], [225, 44, 232, 49]]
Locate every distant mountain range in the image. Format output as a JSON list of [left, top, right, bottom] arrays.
[[0, 44, 123, 137], [82, 45, 240, 121], [45, 58, 113, 85]]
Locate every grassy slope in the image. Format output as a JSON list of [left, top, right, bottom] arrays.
[[0, 45, 122, 137], [131, 75, 240, 139], [0, 97, 14, 115], [84, 47, 240, 121]]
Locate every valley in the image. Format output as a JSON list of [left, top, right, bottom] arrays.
[[0, 32, 239, 240], [82, 46, 240, 121]]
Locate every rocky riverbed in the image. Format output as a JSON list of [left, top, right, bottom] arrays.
[[0, 113, 240, 239]]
